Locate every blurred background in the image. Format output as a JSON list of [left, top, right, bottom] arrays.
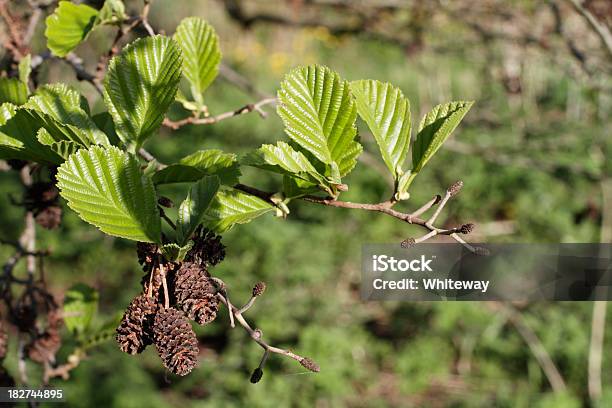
[[1, 0, 611, 406]]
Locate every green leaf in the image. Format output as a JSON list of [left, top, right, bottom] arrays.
[[56, 145, 162, 242], [277, 65, 360, 175], [92, 112, 121, 146], [153, 149, 240, 185], [37, 128, 80, 160], [0, 78, 28, 105], [412, 101, 473, 174], [26, 84, 109, 146], [174, 17, 221, 103], [45, 1, 99, 57], [18, 54, 32, 86], [103, 35, 182, 148], [350, 80, 411, 178], [0, 109, 63, 163], [176, 176, 220, 245], [243, 141, 327, 186], [160, 241, 193, 262], [63, 283, 99, 335], [0, 103, 16, 125], [98, 0, 127, 24], [204, 188, 274, 233]]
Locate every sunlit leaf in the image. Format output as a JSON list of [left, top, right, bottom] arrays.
[[277, 65, 361, 177], [0, 78, 28, 105], [153, 149, 240, 185], [350, 80, 411, 178], [45, 1, 99, 57], [103, 35, 182, 148], [26, 84, 109, 145], [204, 188, 274, 233], [243, 141, 327, 186], [412, 101, 473, 174], [174, 17, 221, 104], [56, 145, 161, 242]]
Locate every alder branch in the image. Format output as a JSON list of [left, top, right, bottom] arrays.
[[234, 180, 477, 251], [215, 282, 320, 375], [565, 0, 612, 59], [162, 98, 277, 129]]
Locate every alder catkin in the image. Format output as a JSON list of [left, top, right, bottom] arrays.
[[153, 307, 199, 376], [116, 294, 157, 355], [300, 357, 320, 372], [173, 262, 219, 325], [252, 282, 266, 297], [250, 367, 263, 383]]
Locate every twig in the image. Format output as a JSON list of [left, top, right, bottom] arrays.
[[163, 98, 277, 129], [63, 54, 104, 95], [216, 288, 319, 371], [141, 0, 156, 36], [565, 0, 612, 59]]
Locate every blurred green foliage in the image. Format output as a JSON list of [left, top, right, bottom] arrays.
[[0, 0, 610, 406]]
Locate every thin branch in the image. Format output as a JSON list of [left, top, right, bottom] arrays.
[[216, 288, 319, 371], [163, 98, 277, 130], [565, 0, 612, 59]]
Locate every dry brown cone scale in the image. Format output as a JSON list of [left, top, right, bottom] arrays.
[[172, 262, 219, 325], [115, 294, 157, 355], [153, 307, 199, 376]]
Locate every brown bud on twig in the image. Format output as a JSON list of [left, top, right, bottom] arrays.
[[300, 357, 320, 372], [252, 282, 266, 297], [35, 205, 62, 229], [157, 197, 174, 208], [447, 180, 464, 197], [250, 367, 263, 383], [401, 238, 416, 248], [459, 223, 475, 234]]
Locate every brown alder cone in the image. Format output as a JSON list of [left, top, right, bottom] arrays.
[[185, 228, 226, 267], [26, 309, 63, 364], [35, 205, 62, 229], [153, 307, 198, 376], [116, 294, 157, 355], [172, 262, 219, 325], [0, 320, 7, 360]]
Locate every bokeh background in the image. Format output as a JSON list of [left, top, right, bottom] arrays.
[[1, 0, 611, 406]]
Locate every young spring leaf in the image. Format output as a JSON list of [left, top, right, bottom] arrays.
[[160, 242, 194, 262], [45, 1, 99, 57], [242, 142, 327, 187], [174, 17, 221, 105], [412, 101, 473, 174], [350, 80, 411, 178], [277, 65, 361, 177], [37, 129, 80, 160], [18, 54, 32, 86], [204, 188, 275, 233], [176, 176, 220, 246], [103, 35, 182, 149], [153, 149, 241, 185], [26, 84, 109, 145], [0, 78, 28, 105], [56, 145, 162, 243], [63, 283, 99, 335], [0, 108, 63, 163]]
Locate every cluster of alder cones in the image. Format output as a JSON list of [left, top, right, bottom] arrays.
[[116, 228, 226, 376]]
